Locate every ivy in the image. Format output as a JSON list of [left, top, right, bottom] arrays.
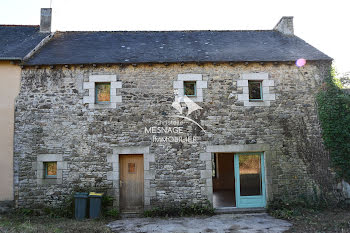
[[317, 68, 350, 182]]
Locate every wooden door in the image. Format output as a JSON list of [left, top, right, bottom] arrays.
[[119, 154, 144, 212]]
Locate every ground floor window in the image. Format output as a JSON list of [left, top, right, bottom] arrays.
[[44, 162, 57, 178]]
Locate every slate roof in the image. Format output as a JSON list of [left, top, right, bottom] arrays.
[[24, 30, 332, 65], [0, 25, 49, 60]]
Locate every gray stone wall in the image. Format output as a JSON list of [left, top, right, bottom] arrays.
[[14, 61, 333, 208]]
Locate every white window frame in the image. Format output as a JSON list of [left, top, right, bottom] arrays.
[[83, 75, 122, 109], [237, 72, 275, 106], [33, 154, 67, 185], [173, 74, 207, 102]]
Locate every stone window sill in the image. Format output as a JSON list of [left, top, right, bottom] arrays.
[[249, 99, 264, 102]]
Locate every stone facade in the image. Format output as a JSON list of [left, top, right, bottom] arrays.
[[14, 61, 333, 209]]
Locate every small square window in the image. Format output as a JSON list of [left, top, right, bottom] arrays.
[[184, 81, 196, 96], [128, 163, 136, 173], [95, 82, 111, 103], [248, 81, 262, 100], [44, 162, 57, 178]]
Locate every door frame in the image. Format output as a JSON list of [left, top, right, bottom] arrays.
[[234, 152, 266, 208], [107, 146, 156, 211], [119, 154, 144, 212], [205, 143, 272, 209]]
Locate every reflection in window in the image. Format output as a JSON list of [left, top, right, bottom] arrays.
[[128, 163, 136, 173], [95, 82, 111, 103], [44, 162, 57, 178], [184, 81, 196, 96], [239, 154, 262, 196], [248, 81, 262, 100]]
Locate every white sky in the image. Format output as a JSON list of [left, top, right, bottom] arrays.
[[1, 0, 349, 74]]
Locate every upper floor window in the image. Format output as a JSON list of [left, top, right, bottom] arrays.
[[237, 72, 275, 107], [173, 74, 207, 103], [95, 82, 111, 103], [248, 81, 262, 100], [184, 81, 197, 96], [83, 75, 122, 109]]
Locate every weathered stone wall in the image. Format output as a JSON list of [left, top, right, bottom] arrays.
[[14, 61, 333, 208]]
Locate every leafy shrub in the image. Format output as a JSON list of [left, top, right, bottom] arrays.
[[267, 195, 327, 220], [317, 68, 350, 182], [104, 208, 119, 218]]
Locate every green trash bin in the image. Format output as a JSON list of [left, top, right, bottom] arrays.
[[74, 192, 88, 220], [89, 192, 104, 219]]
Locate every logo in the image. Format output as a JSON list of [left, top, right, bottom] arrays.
[[171, 95, 206, 133], [144, 90, 206, 143]]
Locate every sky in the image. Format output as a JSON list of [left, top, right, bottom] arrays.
[[0, 0, 349, 74]]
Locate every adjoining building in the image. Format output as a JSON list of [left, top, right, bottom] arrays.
[[0, 9, 51, 211]]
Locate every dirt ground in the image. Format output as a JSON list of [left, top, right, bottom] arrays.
[[1, 209, 350, 233], [285, 209, 350, 233], [108, 213, 291, 233]]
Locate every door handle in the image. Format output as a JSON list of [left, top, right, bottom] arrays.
[[120, 180, 123, 187]]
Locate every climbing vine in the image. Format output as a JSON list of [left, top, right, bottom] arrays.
[[317, 68, 350, 182]]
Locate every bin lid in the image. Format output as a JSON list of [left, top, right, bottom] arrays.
[[74, 192, 89, 198], [89, 192, 104, 197]]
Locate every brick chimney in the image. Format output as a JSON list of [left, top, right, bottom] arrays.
[[40, 8, 52, 33], [273, 16, 294, 36]]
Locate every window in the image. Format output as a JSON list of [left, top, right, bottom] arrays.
[[184, 81, 196, 96], [44, 162, 57, 178], [95, 82, 111, 103], [248, 81, 262, 100]]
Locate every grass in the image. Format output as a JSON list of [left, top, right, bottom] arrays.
[[284, 208, 350, 232], [0, 213, 114, 233]]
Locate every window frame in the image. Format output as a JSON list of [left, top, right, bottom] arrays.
[[95, 82, 111, 104], [183, 81, 197, 97], [44, 161, 57, 179], [248, 80, 263, 101], [212, 153, 217, 178]]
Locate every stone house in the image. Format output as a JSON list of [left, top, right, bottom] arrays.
[[14, 14, 333, 213], [0, 10, 51, 210]]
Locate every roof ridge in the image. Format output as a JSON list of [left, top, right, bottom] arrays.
[[54, 29, 274, 33], [0, 24, 39, 27]]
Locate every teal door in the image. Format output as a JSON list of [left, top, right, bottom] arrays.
[[234, 153, 266, 208]]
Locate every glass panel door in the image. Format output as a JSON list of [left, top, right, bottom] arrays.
[[234, 153, 266, 208]]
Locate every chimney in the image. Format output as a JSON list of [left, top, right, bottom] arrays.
[[273, 16, 294, 36], [40, 8, 52, 33]]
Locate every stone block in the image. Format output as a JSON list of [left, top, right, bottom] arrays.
[[90, 75, 117, 82], [263, 94, 276, 101], [200, 170, 212, 179], [111, 95, 122, 103], [173, 81, 183, 89], [263, 79, 274, 87], [200, 153, 211, 161], [237, 80, 248, 87], [242, 72, 268, 80], [196, 80, 207, 89], [178, 74, 202, 81], [238, 94, 249, 101], [83, 82, 94, 89], [83, 96, 94, 104], [111, 81, 122, 89]]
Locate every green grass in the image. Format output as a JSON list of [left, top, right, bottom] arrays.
[[0, 214, 113, 233]]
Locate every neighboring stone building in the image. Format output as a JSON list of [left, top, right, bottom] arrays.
[[14, 16, 334, 212], [0, 10, 51, 211]]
